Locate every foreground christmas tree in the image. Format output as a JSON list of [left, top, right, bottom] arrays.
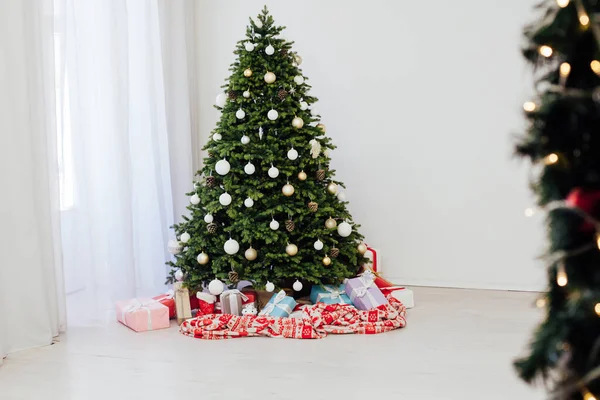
[[167, 8, 366, 293], [515, 1, 600, 398]]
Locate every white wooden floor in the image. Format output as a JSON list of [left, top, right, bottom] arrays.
[[0, 287, 545, 399]]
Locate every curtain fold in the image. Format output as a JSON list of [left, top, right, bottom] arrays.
[[55, 0, 197, 326], [0, 0, 66, 359]]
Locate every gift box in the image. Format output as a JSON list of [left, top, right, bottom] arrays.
[[381, 287, 415, 309], [259, 290, 296, 318], [196, 292, 217, 315], [153, 290, 175, 319], [310, 284, 351, 305], [345, 271, 388, 310], [362, 246, 380, 273], [116, 298, 170, 332], [220, 289, 249, 316], [174, 282, 192, 325]]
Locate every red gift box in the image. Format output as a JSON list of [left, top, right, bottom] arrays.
[[363, 245, 379, 273], [153, 290, 176, 319], [196, 292, 217, 315]]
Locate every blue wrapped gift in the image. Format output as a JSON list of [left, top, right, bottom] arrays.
[[259, 290, 296, 318], [310, 284, 351, 305]]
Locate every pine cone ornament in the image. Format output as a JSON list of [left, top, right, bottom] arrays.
[[207, 223, 218, 234], [228, 271, 239, 284], [280, 49, 288, 56], [330, 247, 340, 258], [206, 176, 216, 188], [278, 89, 288, 101], [308, 201, 318, 212], [285, 220, 295, 232], [316, 169, 326, 181], [228, 90, 237, 100], [208, 152, 214, 158]]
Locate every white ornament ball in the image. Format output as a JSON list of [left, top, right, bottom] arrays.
[[292, 117, 304, 129], [208, 279, 225, 296], [337, 221, 352, 237], [244, 197, 254, 208], [168, 240, 183, 255], [293, 280, 303, 291], [294, 54, 303, 65], [265, 281, 275, 292], [287, 148, 299, 160], [267, 109, 279, 121], [268, 165, 279, 178], [282, 184, 295, 197], [337, 192, 347, 201], [174, 269, 184, 281], [270, 219, 279, 230], [265, 44, 275, 55], [241, 135, 250, 145], [264, 71, 276, 84], [219, 192, 232, 206], [254, 18, 263, 28], [215, 159, 231, 176], [245, 42, 255, 52], [197, 252, 209, 265], [180, 232, 191, 243], [311, 108, 319, 117], [224, 238, 240, 255], [190, 194, 200, 205], [215, 93, 227, 107], [244, 162, 255, 175], [314, 239, 324, 250], [204, 214, 214, 223], [213, 133, 222, 141], [294, 75, 305, 85], [243, 90, 250, 98], [236, 109, 246, 119], [299, 101, 309, 111]]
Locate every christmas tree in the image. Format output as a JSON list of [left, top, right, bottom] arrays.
[[515, 1, 600, 398], [167, 7, 367, 293]]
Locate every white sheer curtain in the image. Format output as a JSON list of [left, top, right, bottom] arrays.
[[0, 0, 66, 361], [54, 0, 196, 326]]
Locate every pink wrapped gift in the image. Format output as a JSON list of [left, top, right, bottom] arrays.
[[116, 298, 170, 332]]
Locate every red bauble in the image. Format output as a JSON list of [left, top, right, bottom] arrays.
[[565, 188, 600, 231]]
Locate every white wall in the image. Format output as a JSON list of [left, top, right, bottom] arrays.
[[194, 0, 545, 291]]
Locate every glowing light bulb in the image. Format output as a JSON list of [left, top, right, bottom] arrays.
[[544, 153, 559, 165], [560, 62, 571, 76], [596, 233, 600, 249], [584, 390, 597, 400], [580, 13, 590, 26], [594, 303, 600, 316], [536, 298, 547, 308], [557, 263, 568, 287], [524, 208, 535, 217], [557, 0, 569, 7], [539, 45, 553, 58], [591, 60, 600, 75], [523, 101, 537, 112]]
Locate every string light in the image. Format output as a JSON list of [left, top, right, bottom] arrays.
[[539, 45, 554, 57], [596, 233, 600, 249], [557, 0, 570, 7], [557, 262, 568, 287], [591, 60, 600, 75], [523, 101, 537, 112], [544, 153, 559, 165], [583, 389, 597, 400], [595, 303, 600, 316], [524, 207, 535, 217], [560, 62, 571, 86], [580, 12, 590, 26], [536, 298, 547, 308]]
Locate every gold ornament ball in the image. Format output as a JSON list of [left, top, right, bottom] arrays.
[[286, 243, 298, 256], [244, 68, 253, 77], [197, 252, 210, 265], [282, 183, 295, 196], [292, 116, 304, 129], [294, 54, 303, 65], [322, 255, 332, 266], [325, 217, 337, 229], [245, 247, 258, 261], [317, 123, 326, 133], [357, 243, 368, 254], [264, 71, 276, 84], [298, 170, 307, 181], [327, 182, 338, 195]]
